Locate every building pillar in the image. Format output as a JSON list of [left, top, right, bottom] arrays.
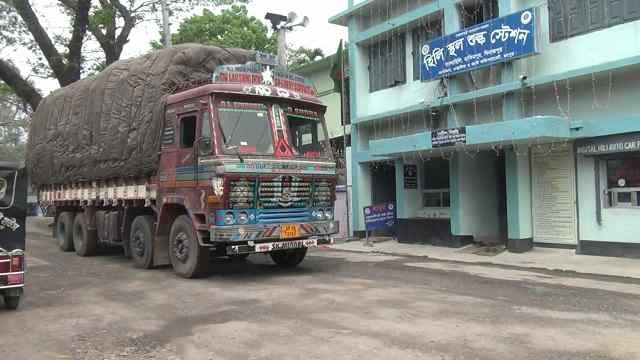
[[505, 149, 533, 252]]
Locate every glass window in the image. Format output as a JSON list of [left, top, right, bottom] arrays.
[[218, 101, 274, 155], [368, 33, 406, 92], [180, 115, 197, 148], [285, 107, 330, 158], [199, 111, 213, 155], [605, 156, 640, 208], [421, 158, 450, 208]]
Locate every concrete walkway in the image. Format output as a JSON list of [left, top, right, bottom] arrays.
[[331, 239, 640, 280]]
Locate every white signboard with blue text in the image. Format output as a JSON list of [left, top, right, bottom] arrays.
[[421, 8, 537, 81]]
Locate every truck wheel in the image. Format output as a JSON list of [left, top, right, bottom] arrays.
[[129, 215, 155, 269], [270, 248, 308, 268], [73, 213, 98, 257], [169, 215, 209, 278], [3, 295, 20, 310], [56, 212, 75, 252]]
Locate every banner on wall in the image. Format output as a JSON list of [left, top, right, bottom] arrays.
[[421, 8, 537, 81], [404, 165, 418, 189]]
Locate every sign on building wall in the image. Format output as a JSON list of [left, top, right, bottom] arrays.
[[576, 132, 640, 156], [363, 202, 396, 231], [421, 8, 537, 81], [431, 127, 467, 148], [404, 165, 418, 189]]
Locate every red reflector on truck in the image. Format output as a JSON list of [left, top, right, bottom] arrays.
[[11, 256, 22, 272], [7, 274, 23, 285]]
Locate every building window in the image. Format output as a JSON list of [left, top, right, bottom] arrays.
[[549, 0, 640, 42], [412, 19, 443, 81], [421, 158, 450, 208], [368, 33, 406, 92], [605, 156, 640, 208], [457, 0, 499, 28]]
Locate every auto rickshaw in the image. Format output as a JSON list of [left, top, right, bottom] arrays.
[[0, 162, 26, 310]]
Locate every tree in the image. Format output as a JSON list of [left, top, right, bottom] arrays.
[[88, 0, 249, 66], [288, 46, 325, 70], [166, 5, 275, 52], [0, 82, 28, 161], [0, 0, 91, 110], [0, 0, 247, 111]]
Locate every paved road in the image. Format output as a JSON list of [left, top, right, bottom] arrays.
[[2, 220, 640, 360]]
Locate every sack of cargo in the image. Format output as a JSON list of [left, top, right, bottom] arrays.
[[27, 44, 253, 186]]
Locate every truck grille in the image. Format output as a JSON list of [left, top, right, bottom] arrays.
[[259, 176, 311, 209], [228, 178, 256, 209]]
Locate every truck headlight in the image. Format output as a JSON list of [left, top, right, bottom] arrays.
[[237, 211, 249, 224], [223, 211, 235, 225], [314, 210, 324, 219], [324, 209, 333, 220]]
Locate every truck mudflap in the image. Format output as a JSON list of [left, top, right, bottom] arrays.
[[226, 236, 334, 256], [209, 220, 339, 243]]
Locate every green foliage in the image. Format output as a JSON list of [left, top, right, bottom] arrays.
[[171, 5, 276, 53], [288, 47, 325, 70], [0, 83, 27, 161]]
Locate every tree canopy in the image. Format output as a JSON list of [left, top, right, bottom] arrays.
[[0, 0, 247, 111], [166, 5, 275, 53]]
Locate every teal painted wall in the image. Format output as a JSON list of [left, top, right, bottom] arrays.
[[505, 149, 533, 239]]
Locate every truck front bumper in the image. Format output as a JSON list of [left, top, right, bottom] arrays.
[[209, 220, 339, 243]]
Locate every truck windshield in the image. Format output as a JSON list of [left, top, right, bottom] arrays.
[[285, 107, 330, 158], [218, 101, 274, 154]]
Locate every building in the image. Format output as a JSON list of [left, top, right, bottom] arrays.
[[331, 0, 640, 257], [294, 54, 353, 238]]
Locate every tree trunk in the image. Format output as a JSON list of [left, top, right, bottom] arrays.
[[0, 59, 42, 111]]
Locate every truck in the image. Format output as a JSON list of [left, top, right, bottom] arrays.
[[0, 162, 27, 309], [29, 46, 339, 278]]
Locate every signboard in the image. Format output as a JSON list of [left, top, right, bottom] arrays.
[[363, 202, 396, 231], [404, 165, 418, 189], [431, 127, 467, 148], [421, 8, 537, 81], [576, 132, 640, 156]]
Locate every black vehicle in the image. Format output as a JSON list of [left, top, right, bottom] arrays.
[[0, 162, 26, 310]]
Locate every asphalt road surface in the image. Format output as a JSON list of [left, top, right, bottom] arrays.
[[1, 219, 640, 360]]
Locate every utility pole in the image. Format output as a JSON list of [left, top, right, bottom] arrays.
[[265, 12, 309, 69], [160, 0, 171, 48]]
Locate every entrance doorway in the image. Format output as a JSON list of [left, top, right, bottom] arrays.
[[370, 162, 396, 236], [371, 162, 396, 204]]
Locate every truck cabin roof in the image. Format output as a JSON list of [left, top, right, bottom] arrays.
[[166, 62, 325, 112]]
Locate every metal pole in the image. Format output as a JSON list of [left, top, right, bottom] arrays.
[[277, 27, 288, 69], [339, 46, 351, 239], [160, 0, 171, 48]]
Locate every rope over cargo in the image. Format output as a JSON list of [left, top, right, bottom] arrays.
[[27, 44, 254, 186]]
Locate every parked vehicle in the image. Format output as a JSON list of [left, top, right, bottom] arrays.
[[0, 162, 26, 309], [30, 52, 338, 278]]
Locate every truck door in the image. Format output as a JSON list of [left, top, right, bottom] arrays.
[[176, 111, 200, 187]]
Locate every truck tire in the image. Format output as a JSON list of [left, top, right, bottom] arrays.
[[73, 213, 98, 257], [270, 248, 308, 268], [3, 295, 20, 310], [56, 212, 75, 252], [169, 215, 209, 278], [129, 215, 155, 269]]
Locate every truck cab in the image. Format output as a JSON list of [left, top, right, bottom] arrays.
[[150, 62, 338, 276]]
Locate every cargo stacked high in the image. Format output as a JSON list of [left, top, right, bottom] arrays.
[[28, 45, 338, 278]]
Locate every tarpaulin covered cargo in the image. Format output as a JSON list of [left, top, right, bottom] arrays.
[[27, 44, 253, 186]]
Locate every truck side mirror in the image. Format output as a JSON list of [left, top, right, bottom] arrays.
[[194, 136, 213, 156]]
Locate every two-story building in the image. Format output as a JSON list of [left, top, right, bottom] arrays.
[[331, 0, 640, 258]]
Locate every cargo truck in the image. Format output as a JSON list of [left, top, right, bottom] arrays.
[[29, 47, 338, 278]]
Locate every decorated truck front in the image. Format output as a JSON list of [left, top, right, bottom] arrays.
[[176, 63, 339, 255]]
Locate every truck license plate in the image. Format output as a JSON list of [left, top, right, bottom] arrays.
[[254, 238, 317, 253], [280, 224, 299, 239]]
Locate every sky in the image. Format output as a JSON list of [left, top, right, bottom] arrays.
[[15, 0, 350, 95]]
